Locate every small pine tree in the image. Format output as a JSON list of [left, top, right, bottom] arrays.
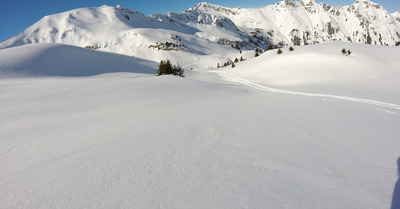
[[277, 48, 283, 54], [347, 50, 351, 56], [172, 64, 185, 77], [156, 59, 184, 77], [156, 59, 173, 76], [396, 42, 400, 46], [234, 58, 239, 63], [289, 46, 294, 51], [232, 63, 235, 68], [240, 56, 244, 62], [217, 63, 220, 68], [255, 52, 260, 57], [267, 45, 273, 51], [341, 48, 347, 55]]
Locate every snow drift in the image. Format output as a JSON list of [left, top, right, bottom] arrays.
[[0, 43, 157, 77]]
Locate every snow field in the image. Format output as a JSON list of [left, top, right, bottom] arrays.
[[222, 42, 400, 104], [0, 42, 399, 208]]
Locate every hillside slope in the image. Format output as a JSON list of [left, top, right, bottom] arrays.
[[0, 5, 239, 67], [1, 41, 400, 209], [219, 42, 400, 104], [0, 43, 157, 77]]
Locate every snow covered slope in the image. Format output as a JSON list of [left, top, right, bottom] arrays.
[[0, 5, 239, 66], [185, 0, 400, 46], [1, 0, 399, 61], [219, 42, 400, 104], [1, 40, 400, 208], [0, 43, 157, 77]]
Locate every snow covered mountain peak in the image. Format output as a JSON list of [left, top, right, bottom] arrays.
[[189, 2, 215, 10], [0, 0, 399, 60], [274, 0, 298, 8], [188, 2, 239, 15], [300, 0, 319, 13], [300, 0, 316, 6], [301, 0, 316, 3], [350, 0, 384, 10]]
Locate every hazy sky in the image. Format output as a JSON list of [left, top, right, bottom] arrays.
[[0, 0, 399, 43]]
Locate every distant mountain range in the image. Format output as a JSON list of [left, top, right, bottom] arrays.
[[1, 0, 399, 59]]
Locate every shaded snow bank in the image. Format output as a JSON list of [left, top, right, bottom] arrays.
[[0, 43, 157, 77]]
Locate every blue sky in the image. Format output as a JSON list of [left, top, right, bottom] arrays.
[[0, 0, 399, 43]]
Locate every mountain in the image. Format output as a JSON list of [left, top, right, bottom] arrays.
[[0, 0, 399, 63], [177, 0, 400, 46]]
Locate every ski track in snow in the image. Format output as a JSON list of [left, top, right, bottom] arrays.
[[216, 71, 400, 111]]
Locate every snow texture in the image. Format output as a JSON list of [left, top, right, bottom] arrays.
[[1, 41, 400, 209]]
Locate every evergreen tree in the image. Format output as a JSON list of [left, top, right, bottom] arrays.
[[240, 56, 244, 62], [267, 45, 273, 51], [255, 52, 259, 57], [277, 48, 283, 54], [172, 64, 185, 77], [234, 58, 239, 63], [347, 50, 351, 56], [156, 59, 184, 77], [156, 60, 173, 76], [341, 48, 347, 55], [289, 46, 294, 51], [217, 63, 220, 68], [232, 62, 235, 68]]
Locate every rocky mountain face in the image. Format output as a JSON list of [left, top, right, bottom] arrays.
[[178, 0, 400, 47], [1, 0, 399, 57]]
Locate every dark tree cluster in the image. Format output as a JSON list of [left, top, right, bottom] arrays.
[[341, 48, 351, 56], [217, 56, 245, 69], [156, 59, 185, 77], [255, 48, 263, 57]]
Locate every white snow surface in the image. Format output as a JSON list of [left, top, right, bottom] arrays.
[[0, 43, 157, 77], [1, 42, 400, 209]]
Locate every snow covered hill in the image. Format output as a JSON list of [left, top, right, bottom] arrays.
[[1, 39, 400, 208], [0, 43, 157, 77], [0, 0, 399, 63], [219, 42, 400, 104]]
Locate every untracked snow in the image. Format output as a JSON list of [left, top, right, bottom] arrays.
[[0, 43, 157, 77], [1, 42, 400, 209]]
